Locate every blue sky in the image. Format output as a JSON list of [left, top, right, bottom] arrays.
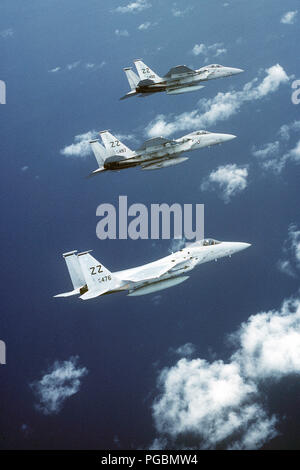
[[1, 0, 300, 450]]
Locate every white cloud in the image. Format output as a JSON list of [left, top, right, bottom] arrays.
[[192, 42, 227, 59], [279, 121, 300, 140], [67, 61, 81, 71], [252, 141, 282, 172], [31, 356, 88, 415], [21, 166, 29, 172], [281, 10, 298, 24], [0, 28, 14, 38], [146, 65, 289, 138], [232, 297, 300, 380], [172, 6, 193, 17], [278, 224, 300, 278], [138, 22, 151, 30], [201, 164, 248, 203], [253, 120, 300, 172], [60, 131, 98, 157], [152, 358, 277, 449], [49, 61, 106, 73], [49, 66, 61, 73], [173, 343, 196, 357], [114, 0, 151, 14], [115, 29, 129, 37], [153, 296, 300, 449]]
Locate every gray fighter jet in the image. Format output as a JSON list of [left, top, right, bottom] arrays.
[[89, 129, 236, 174], [54, 239, 251, 300], [121, 59, 244, 99]]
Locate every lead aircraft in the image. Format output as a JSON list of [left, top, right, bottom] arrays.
[[54, 239, 251, 300], [121, 59, 244, 99]]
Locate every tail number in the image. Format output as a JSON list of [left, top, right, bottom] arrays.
[[110, 140, 121, 148], [90, 265, 103, 275]]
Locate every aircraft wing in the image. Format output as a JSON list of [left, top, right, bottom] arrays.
[[164, 65, 195, 78], [118, 258, 175, 283], [138, 137, 177, 151]]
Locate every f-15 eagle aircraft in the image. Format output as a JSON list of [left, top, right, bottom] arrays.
[[89, 129, 236, 174], [54, 239, 251, 300], [121, 59, 244, 99]]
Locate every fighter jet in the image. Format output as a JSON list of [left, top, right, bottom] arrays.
[[121, 59, 244, 99], [89, 129, 236, 174], [54, 239, 251, 300]]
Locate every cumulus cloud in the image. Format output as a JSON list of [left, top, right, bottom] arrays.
[[49, 66, 61, 73], [138, 22, 152, 30], [152, 294, 300, 449], [60, 131, 98, 157], [281, 11, 298, 25], [253, 120, 300, 172], [31, 356, 88, 415], [232, 297, 300, 380], [0, 28, 14, 38], [172, 6, 193, 17], [278, 224, 300, 278], [49, 61, 105, 73], [115, 29, 129, 37], [114, 0, 151, 14], [152, 358, 277, 450], [201, 164, 248, 203], [172, 343, 196, 357], [146, 65, 289, 138], [279, 120, 300, 140], [192, 42, 227, 60]]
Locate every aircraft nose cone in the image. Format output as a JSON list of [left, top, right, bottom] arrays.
[[232, 68, 244, 74], [220, 134, 237, 142], [235, 242, 251, 252]]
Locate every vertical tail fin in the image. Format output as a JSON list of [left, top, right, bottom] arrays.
[[89, 139, 107, 168], [123, 67, 139, 90], [99, 131, 134, 158], [134, 59, 161, 83], [77, 251, 118, 299], [54, 251, 86, 298]]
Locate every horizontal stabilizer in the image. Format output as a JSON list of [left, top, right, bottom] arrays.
[[54, 288, 81, 298], [79, 289, 110, 300], [87, 167, 107, 178], [120, 90, 138, 100]]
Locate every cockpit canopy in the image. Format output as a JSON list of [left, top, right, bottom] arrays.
[[209, 64, 223, 68], [193, 130, 210, 135], [202, 239, 221, 246]]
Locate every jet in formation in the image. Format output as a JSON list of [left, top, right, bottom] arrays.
[[121, 59, 244, 100], [54, 239, 251, 300], [89, 129, 236, 174]]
